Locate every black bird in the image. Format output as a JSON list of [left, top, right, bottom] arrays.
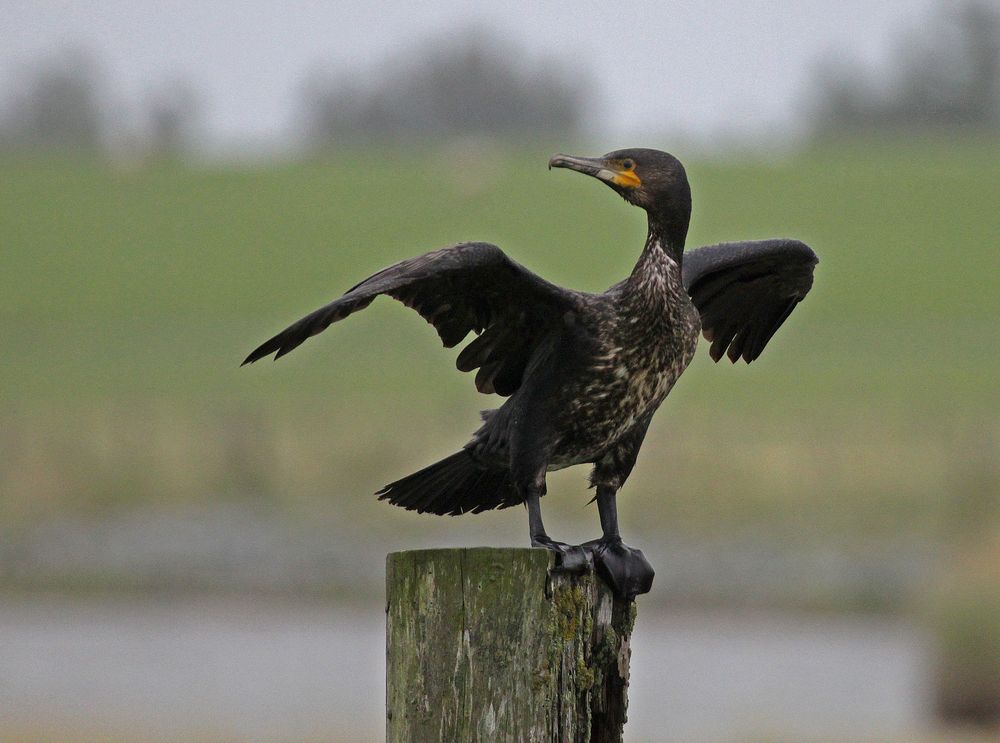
[[243, 149, 818, 599]]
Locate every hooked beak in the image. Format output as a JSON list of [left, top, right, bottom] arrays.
[[548, 153, 641, 189]]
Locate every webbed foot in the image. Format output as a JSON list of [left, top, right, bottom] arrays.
[[582, 537, 654, 600], [531, 535, 591, 574]]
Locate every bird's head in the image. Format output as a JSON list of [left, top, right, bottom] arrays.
[[548, 148, 691, 240]]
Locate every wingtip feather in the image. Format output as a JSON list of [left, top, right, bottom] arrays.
[[241, 347, 270, 366]]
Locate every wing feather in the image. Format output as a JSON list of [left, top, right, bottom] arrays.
[[683, 239, 818, 363], [244, 242, 580, 396]]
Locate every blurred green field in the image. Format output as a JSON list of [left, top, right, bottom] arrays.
[[2, 136, 999, 541]]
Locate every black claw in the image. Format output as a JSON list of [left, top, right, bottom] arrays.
[[531, 536, 592, 574], [582, 537, 654, 600]]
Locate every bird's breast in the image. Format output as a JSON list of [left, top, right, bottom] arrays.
[[549, 290, 699, 463]]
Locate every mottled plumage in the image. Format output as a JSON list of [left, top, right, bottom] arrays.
[[244, 148, 818, 598]]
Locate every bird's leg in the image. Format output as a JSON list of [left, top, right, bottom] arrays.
[[524, 487, 589, 574], [596, 484, 621, 543], [583, 485, 655, 599], [525, 488, 549, 544]]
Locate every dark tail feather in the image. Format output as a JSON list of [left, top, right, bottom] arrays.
[[376, 450, 520, 515]]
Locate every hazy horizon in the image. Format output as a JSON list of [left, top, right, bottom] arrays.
[[3, 0, 940, 153]]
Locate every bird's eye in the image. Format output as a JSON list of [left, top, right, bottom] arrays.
[[622, 159, 635, 170]]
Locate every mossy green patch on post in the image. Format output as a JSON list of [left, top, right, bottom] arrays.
[[386, 548, 635, 742]]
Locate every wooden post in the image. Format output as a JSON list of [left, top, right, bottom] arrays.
[[386, 547, 636, 743]]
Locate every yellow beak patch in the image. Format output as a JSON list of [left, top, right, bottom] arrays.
[[610, 168, 642, 188]]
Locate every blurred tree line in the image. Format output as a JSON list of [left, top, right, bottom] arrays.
[[809, 1, 1000, 134], [0, 32, 584, 158], [2, 2, 998, 157], [298, 29, 585, 147], [0, 48, 105, 153], [0, 48, 201, 158]]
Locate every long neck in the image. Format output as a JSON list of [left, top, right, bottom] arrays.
[[647, 209, 687, 265], [628, 212, 687, 286]]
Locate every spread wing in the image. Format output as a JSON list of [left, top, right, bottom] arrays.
[[682, 239, 818, 363], [243, 242, 581, 396]]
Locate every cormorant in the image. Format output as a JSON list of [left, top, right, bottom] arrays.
[[244, 149, 818, 599]]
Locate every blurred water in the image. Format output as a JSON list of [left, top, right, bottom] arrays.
[[0, 595, 931, 742], [629, 611, 931, 742], [2, 505, 933, 612]]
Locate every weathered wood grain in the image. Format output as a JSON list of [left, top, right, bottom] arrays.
[[386, 548, 635, 742]]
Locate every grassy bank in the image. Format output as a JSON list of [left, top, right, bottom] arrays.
[[1, 137, 998, 544]]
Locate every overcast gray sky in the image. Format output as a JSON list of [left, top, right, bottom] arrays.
[[3, 0, 941, 149]]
